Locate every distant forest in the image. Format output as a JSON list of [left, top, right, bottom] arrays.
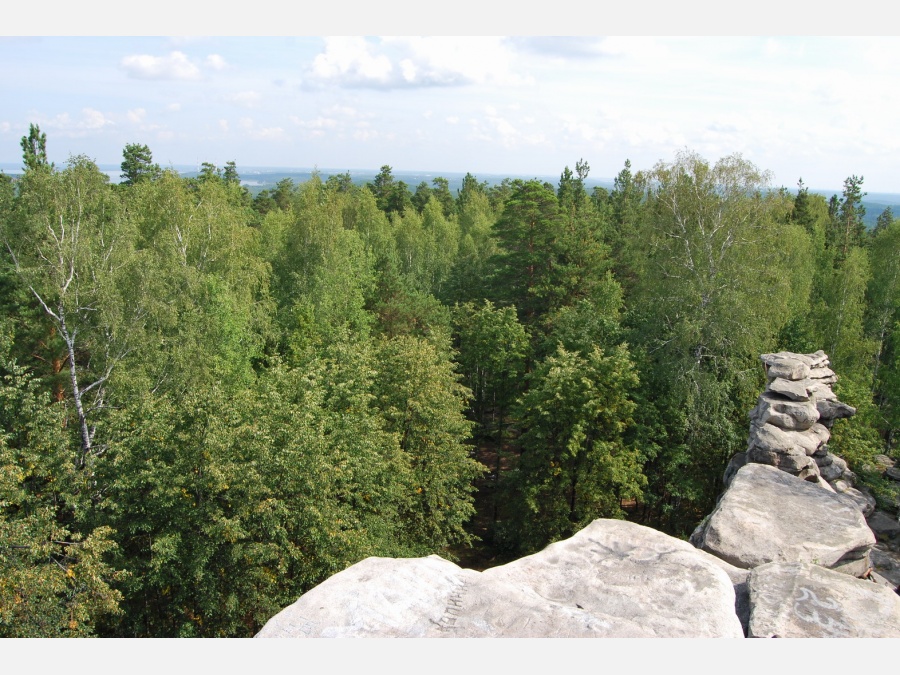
[[2, 124, 899, 637]]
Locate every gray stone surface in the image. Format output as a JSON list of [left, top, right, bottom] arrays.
[[751, 393, 820, 431], [693, 463, 875, 573], [747, 562, 900, 637], [256, 519, 744, 638], [807, 365, 837, 382], [722, 451, 748, 488], [867, 510, 900, 543], [833, 484, 876, 517], [763, 356, 810, 381], [768, 377, 810, 401], [750, 422, 828, 458], [816, 400, 857, 424], [871, 545, 900, 590]]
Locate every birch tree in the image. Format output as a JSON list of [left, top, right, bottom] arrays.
[[4, 156, 140, 468]]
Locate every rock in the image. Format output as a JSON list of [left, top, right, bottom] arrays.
[[819, 453, 849, 482], [807, 365, 837, 382], [886, 466, 900, 482], [256, 519, 744, 638], [693, 463, 875, 574], [805, 380, 838, 401], [747, 562, 900, 637], [761, 351, 827, 369], [749, 422, 827, 458], [751, 393, 819, 431], [764, 356, 810, 381], [872, 454, 896, 472], [871, 546, 900, 590], [747, 439, 817, 475], [767, 377, 810, 401], [483, 520, 743, 638], [833, 484, 876, 517], [692, 548, 751, 635], [816, 399, 857, 423], [867, 510, 900, 544], [722, 451, 748, 488]]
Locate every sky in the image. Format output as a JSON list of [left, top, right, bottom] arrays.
[[2, 35, 899, 193]]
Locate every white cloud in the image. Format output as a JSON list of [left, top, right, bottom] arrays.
[[225, 91, 261, 108], [310, 37, 393, 87], [219, 119, 229, 132], [205, 54, 227, 70], [167, 103, 182, 112], [290, 116, 338, 130], [306, 36, 528, 90], [121, 51, 201, 80], [249, 126, 286, 141], [353, 128, 382, 142], [0, 122, 11, 133], [446, 116, 459, 125], [323, 104, 363, 118], [238, 116, 286, 141], [127, 108, 146, 123], [469, 110, 546, 149], [82, 108, 111, 129], [863, 38, 900, 74], [40, 108, 113, 136]]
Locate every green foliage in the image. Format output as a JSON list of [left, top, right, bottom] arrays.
[[2, 128, 897, 636], [0, 332, 123, 636], [99, 349, 416, 636], [452, 300, 529, 428], [490, 179, 562, 324], [20, 123, 50, 173], [625, 151, 812, 530], [4, 156, 141, 463], [120, 143, 161, 186], [504, 344, 644, 552], [122, 171, 272, 395], [373, 335, 485, 552], [828, 175, 867, 259]]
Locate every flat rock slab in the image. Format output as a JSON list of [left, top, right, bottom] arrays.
[[761, 351, 828, 369], [747, 561, 900, 637], [256, 519, 743, 638], [751, 393, 820, 430], [767, 377, 811, 401], [694, 463, 875, 572]]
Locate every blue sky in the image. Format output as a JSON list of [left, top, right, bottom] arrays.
[[2, 36, 899, 192]]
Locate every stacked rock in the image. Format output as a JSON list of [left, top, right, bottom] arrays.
[[722, 351, 876, 515], [748, 350, 855, 486]]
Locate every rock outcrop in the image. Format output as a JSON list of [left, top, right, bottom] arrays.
[[257, 519, 744, 638], [690, 463, 875, 576], [742, 351, 857, 490], [747, 562, 900, 637]]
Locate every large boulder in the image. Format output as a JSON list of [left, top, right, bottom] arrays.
[[692, 464, 875, 575], [256, 519, 744, 638], [747, 562, 900, 637]]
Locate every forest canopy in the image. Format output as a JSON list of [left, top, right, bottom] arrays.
[[1, 127, 898, 636]]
